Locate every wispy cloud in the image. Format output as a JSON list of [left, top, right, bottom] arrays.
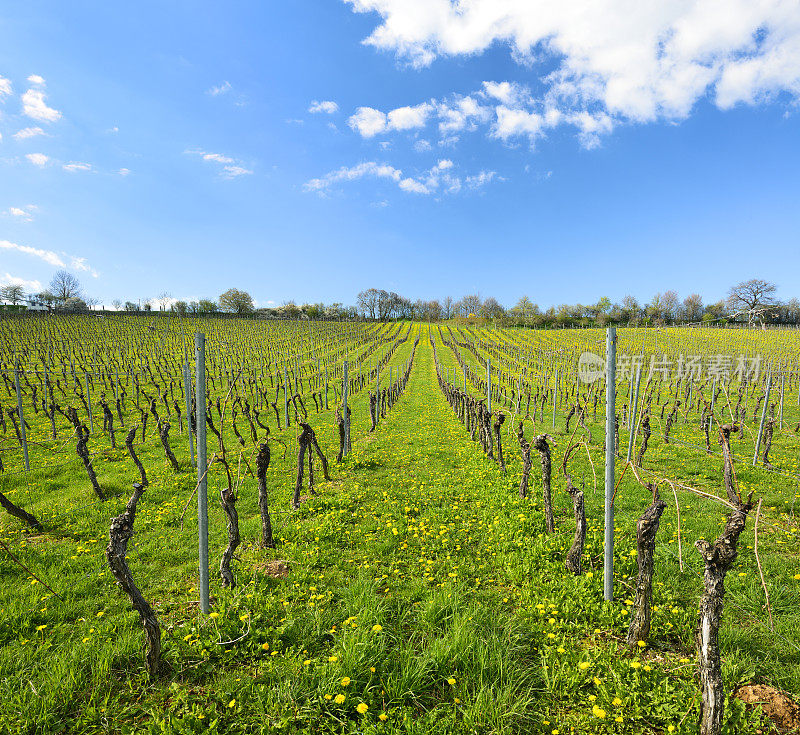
[[0, 76, 11, 98], [305, 158, 496, 197], [62, 161, 93, 172], [27, 74, 45, 86], [0, 239, 99, 277], [221, 165, 253, 178], [22, 88, 61, 122], [207, 80, 232, 96], [118, 168, 130, 177], [305, 161, 402, 193], [5, 206, 36, 222], [309, 100, 339, 114], [0, 239, 66, 266], [186, 149, 253, 178], [13, 126, 46, 140]]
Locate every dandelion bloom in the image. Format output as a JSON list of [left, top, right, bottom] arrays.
[[340, 677, 351, 687], [334, 694, 345, 704], [357, 702, 368, 714], [447, 677, 456, 685]]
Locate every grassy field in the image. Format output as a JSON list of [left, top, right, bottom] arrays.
[[1, 320, 799, 734]]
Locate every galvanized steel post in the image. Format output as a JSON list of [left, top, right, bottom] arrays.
[[604, 327, 617, 602], [194, 333, 209, 615]]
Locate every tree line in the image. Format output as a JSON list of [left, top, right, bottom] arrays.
[[2, 276, 797, 327]]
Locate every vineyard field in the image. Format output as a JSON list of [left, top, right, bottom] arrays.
[[0, 314, 799, 735]]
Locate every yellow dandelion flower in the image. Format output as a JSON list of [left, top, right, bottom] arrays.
[[356, 702, 368, 714], [340, 677, 351, 687], [334, 694, 345, 704]]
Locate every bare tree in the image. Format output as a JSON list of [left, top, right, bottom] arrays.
[[442, 296, 453, 320], [357, 288, 380, 320], [49, 271, 82, 303], [682, 293, 704, 322], [727, 279, 777, 326], [461, 293, 482, 317], [661, 290, 679, 322], [480, 297, 505, 320]]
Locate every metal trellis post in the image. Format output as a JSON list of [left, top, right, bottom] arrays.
[[604, 327, 616, 602], [14, 364, 30, 472], [195, 333, 209, 615]]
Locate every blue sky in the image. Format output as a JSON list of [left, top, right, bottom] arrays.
[[1, 0, 799, 310]]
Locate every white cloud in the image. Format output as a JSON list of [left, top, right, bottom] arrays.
[[118, 167, 130, 176], [62, 161, 93, 172], [0, 239, 97, 276], [306, 158, 497, 196], [465, 170, 496, 188], [0, 76, 11, 98], [482, 81, 527, 107], [26, 153, 49, 167], [305, 161, 402, 192], [6, 206, 35, 222], [414, 139, 432, 152], [493, 107, 545, 142], [221, 165, 253, 178], [187, 149, 253, 178], [349, 102, 435, 137], [208, 81, 232, 96], [309, 100, 339, 114], [202, 153, 234, 163], [344, 0, 800, 132], [27, 74, 45, 86], [436, 96, 491, 134], [387, 102, 432, 130], [69, 256, 99, 278], [348, 106, 388, 137], [13, 126, 45, 140], [22, 89, 61, 122], [0, 273, 41, 291], [398, 177, 429, 193], [0, 239, 65, 266]]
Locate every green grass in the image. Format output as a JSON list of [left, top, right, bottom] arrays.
[[1, 331, 799, 734]]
